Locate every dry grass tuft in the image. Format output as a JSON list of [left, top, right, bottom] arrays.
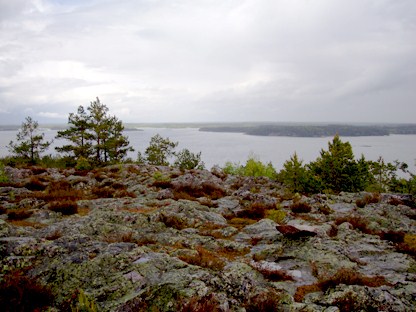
[[237, 201, 275, 220], [8, 220, 46, 228], [24, 176, 47, 191], [244, 289, 284, 312], [335, 215, 375, 235], [180, 294, 222, 312], [0, 270, 54, 312], [178, 246, 225, 271], [356, 193, 380, 208], [227, 217, 257, 230], [7, 208, 33, 220], [294, 267, 389, 302], [290, 201, 312, 213], [48, 200, 78, 215]]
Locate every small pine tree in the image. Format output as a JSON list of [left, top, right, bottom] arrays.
[[174, 149, 205, 170], [8, 116, 52, 164], [143, 134, 178, 166]]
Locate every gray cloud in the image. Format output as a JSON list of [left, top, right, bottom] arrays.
[[0, 0, 415, 124]]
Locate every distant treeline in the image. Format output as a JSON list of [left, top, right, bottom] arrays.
[[199, 124, 416, 137]]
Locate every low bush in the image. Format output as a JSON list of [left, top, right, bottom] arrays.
[[7, 209, 33, 220], [32, 180, 84, 202], [294, 267, 389, 302], [335, 216, 375, 235], [48, 200, 78, 215], [24, 176, 47, 191], [356, 192, 380, 208], [244, 289, 283, 312], [395, 233, 416, 257], [227, 217, 257, 230], [159, 213, 189, 230], [254, 266, 294, 282], [265, 209, 287, 224], [0, 270, 54, 312], [290, 201, 312, 213], [178, 246, 225, 271], [180, 294, 221, 312], [172, 181, 226, 201], [237, 201, 275, 220], [379, 230, 405, 243]]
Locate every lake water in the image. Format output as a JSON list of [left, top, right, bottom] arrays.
[[1, 128, 415, 175]]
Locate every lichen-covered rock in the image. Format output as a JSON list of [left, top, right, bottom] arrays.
[[0, 165, 415, 311]]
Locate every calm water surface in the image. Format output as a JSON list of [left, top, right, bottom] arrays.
[[1, 128, 415, 174]]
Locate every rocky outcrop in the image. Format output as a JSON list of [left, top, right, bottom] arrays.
[[0, 164, 415, 311]]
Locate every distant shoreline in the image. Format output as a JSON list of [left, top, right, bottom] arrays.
[[199, 124, 416, 137], [1, 122, 416, 137]]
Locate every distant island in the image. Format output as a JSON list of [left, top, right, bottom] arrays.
[[199, 123, 416, 137], [2, 122, 416, 137]]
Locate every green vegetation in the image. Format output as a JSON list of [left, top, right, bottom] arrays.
[[2, 109, 415, 196], [8, 116, 52, 164], [138, 134, 205, 169], [278, 134, 414, 194], [223, 155, 277, 179], [56, 97, 133, 165], [0, 161, 8, 183]]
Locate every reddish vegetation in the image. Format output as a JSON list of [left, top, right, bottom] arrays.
[[355, 193, 380, 208], [103, 231, 136, 243], [48, 200, 78, 215], [276, 225, 317, 239], [180, 294, 222, 312], [178, 246, 225, 271], [290, 201, 312, 213], [172, 181, 226, 201], [24, 176, 47, 191], [244, 289, 284, 312], [335, 216, 374, 235], [0, 270, 54, 312], [7, 208, 33, 220], [294, 267, 389, 302], [255, 266, 294, 282], [237, 201, 275, 220]]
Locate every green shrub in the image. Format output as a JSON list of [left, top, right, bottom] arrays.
[[75, 157, 92, 170], [265, 209, 286, 224], [223, 155, 277, 179], [174, 149, 205, 170], [0, 161, 9, 183]]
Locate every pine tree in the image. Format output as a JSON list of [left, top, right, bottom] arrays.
[[279, 152, 308, 193], [142, 134, 178, 166], [309, 134, 357, 192], [55, 105, 93, 160], [55, 97, 133, 165], [8, 116, 51, 164]]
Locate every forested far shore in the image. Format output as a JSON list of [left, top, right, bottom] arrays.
[[2, 122, 416, 137], [199, 124, 416, 137]]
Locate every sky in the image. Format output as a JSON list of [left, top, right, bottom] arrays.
[[0, 0, 415, 124]]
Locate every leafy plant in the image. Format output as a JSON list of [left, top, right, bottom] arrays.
[[71, 289, 98, 312], [223, 155, 277, 179], [265, 209, 286, 224]]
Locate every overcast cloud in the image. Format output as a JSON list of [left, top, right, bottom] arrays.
[[0, 0, 415, 124]]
